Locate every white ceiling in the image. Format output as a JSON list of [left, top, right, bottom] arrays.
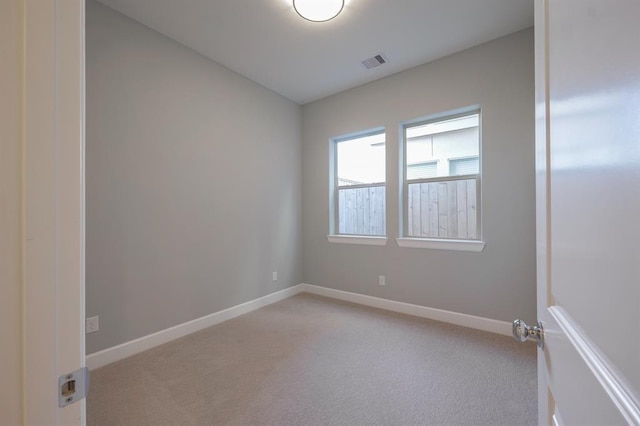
[[96, 0, 534, 105]]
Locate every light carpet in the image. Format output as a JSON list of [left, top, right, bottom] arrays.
[[87, 293, 537, 425]]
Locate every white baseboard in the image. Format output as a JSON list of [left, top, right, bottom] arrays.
[[87, 283, 512, 369], [300, 284, 512, 337], [86, 284, 305, 370]]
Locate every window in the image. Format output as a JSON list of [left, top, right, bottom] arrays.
[[402, 111, 480, 241], [331, 129, 386, 237]]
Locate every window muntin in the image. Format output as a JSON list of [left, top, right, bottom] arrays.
[[333, 131, 386, 236], [403, 112, 480, 240]]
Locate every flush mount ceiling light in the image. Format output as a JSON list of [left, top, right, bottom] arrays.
[[293, 0, 344, 22]]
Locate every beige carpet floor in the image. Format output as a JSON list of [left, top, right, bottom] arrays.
[[87, 293, 537, 425]]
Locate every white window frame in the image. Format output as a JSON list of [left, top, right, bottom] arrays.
[[397, 108, 485, 252], [328, 127, 388, 245]]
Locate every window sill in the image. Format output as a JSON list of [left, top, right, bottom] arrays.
[[327, 235, 388, 246], [396, 237, 485, 252]]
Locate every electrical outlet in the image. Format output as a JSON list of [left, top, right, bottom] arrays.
[[272, 272, 278, 281], [86, 316, 99, 334], [379, 275, 386, 286]]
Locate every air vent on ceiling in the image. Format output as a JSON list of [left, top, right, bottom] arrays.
[[361, 53, 388, 70]]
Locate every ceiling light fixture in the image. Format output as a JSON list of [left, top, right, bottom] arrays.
[[293, 0, 344, 22]]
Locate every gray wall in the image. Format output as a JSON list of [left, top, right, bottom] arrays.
[[1, 0, 23, 422], [86, 0, 302, 354], [301, 29, 536, 323]]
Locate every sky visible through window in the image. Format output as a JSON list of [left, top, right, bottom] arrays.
[[337, 132, 385, 185]]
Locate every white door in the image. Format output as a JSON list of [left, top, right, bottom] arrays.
[[533, 0, 640, 424], [23, 0, 86, 424]]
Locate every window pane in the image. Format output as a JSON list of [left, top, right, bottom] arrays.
[[338, 186, 386, 235], [407, 178, 477, 239], [337, 132, 385, 185], [406, 113, 479, 179], [450, 157, 479, 175]]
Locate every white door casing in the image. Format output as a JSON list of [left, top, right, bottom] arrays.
[[535, 0, 640, 424], [23, 0, 86, 424]]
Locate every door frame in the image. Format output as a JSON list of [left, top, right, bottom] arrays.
[[534, 0, 551, 424], [23, 0, 86, 424]]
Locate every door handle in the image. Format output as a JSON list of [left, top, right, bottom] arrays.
[[512, 319, 544, 349]]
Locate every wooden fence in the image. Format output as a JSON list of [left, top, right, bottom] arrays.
[[337, 178, 477, 239], [407, 178, 477, 239], [338, 186, 385, 235]]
